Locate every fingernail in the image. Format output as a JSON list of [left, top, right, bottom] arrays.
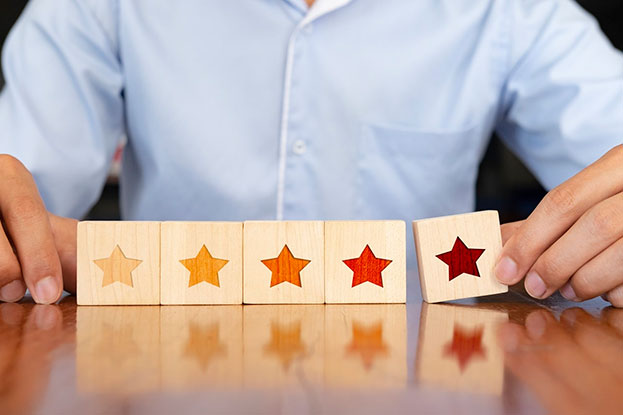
[[0, 280, 24, 302], [560, 283, 579, 302], [34, 277, 59, 304], [525, 271, 547, 299], [495, 256, 518, 284]]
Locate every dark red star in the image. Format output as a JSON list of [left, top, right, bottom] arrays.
[[343, 245, 392, 288], [443, 324, 486, 372], [436, 237, 485, 281]]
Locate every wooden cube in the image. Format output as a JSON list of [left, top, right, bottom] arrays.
[[412, 211, 507, 303], [77, 221, 160, 305], [243, 221, 324, 304], [324, 304, 407, 387], [325, 221, 406, 304], [415, 303, 508, 395], [160, 222, 243, 305]]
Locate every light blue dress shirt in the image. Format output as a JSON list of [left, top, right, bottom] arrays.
[[0, 0, 622, 265]]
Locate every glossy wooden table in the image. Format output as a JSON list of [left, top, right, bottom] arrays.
[[1, 271, 621, 415]]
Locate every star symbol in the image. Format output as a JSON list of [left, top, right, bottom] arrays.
[[94, 245, 142, 287], [183, 322, 227, 371], [179, 245, 229, 288], [436, 237, 485, 281], [261, 245, 311, 288], [343, 245, 392, 288], [345, 321, 388, 370], [443, 324, 486, 372], [263, 321, 308, 371]]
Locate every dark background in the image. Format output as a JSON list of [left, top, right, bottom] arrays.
[[1, 1, 621, 221]]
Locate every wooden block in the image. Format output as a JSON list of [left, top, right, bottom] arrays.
[[160, 222, 243, 305], [242, 305, 324, 387], [77, 221, 160, 305], [415, 303, 508, 395], [76, 306, 161, 394], [412, 211, 507, 303], [324, 304, 407, 387], [243, 221, 324, 304], [160, 306, 243, 389], [325, 221, 406, 303]]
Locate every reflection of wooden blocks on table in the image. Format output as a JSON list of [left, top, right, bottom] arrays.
[[242, 305, 324, 387], [160, 306, 243, 389], [415, 303, 508, 395], [77, 221, 160, 305], [243, 221, 324, 304], [412, 211, 507, 303], [76, 306, 160, 393], [325, 221, 406, 304], [324, 305, 407, 387], [160, 222, 243, 305]]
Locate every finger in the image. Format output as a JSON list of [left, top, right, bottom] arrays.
[[49, 214, 77, 293], [601, 307, 623, 335], [495, 146, 623, 286], [0, 222, 26, 302], [559, 237, 623, 301], [0, 155, 62, 304], [603, 284, 623, 308], [500, 220, 524, 245], [527, 193, 623, 299]]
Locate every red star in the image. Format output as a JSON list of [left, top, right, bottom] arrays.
[[261, 245, 311, 288], [436, 237, 485, 281], [343, 245, 392, 288], [443, 325, 486, 372]]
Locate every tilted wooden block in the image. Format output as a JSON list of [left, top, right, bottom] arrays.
[[324, 221, 406, 303], [77, 221, 160, 305], [160, 222, 243, 305], [243, 221, 324, 304], [412, 211, 507, 303]]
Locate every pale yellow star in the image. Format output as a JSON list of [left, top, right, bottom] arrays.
[[94, 245, 142, 287], [180, 245, 229, 287]]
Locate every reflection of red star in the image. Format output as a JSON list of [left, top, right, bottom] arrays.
[[261, 245, 310, 288], [263, 321, 307, 371], [183, 322, 227, 371], [343, 245, 392, 288], [443, 325, 486, 372], [345, 322, 388, 370], [436, 237, 485, 281]]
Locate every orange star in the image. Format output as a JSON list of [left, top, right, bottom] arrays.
[[94, 245, 142, 287], [343, 245, 392, 288], [180, 245, 229, 287], [345, 321, 388, 370], [183, 322, 227, 371], [263, 321, 308, 371], [261, 245, 311, 288], [443, 324, 486, 372]]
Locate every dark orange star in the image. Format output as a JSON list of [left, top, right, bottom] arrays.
[[263, 321, 308, 371], [436, 237, 485, 281], [180, 245, 229, 287], [443, 324, 486, 372], [261, 245, 311, 288], [343, 245, 392, 288], [345, 321, 388, 370]]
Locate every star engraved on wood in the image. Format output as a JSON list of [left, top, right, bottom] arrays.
[[436, 237, 485, 281], [183, 322, 227, 371], [263, 321, 308, 370], [343, 244, 393, 288], [93, 245, 143, 288], [179, 245, 229, 288], [261, 245, 311, 288], [443, 324, 486, 372], [345, 321, 389, 370]]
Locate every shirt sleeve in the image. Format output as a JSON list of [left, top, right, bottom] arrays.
[[0, 0, 123, 218], [496, 0, 623, 190]]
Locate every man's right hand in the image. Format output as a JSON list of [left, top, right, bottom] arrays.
[[0, 155, 77, 304]]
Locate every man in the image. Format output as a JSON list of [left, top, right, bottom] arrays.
[[0, 0, 621, 306]]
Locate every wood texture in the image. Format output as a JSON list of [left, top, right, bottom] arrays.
[[325, 221, 406, 303], [415, 303, 508, 395], [243, 221, 324, 304], [160, 222, 243, 305], [412, 211, 507, 303], [77, 221, 160, 305]]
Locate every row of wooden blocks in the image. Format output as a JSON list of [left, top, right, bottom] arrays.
[[77, 220, 407, 305]]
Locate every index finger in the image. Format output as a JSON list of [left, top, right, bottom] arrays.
[[495, 146, 623, 286]]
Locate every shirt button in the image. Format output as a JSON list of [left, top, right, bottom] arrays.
[[292, 140, 307, 155]]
